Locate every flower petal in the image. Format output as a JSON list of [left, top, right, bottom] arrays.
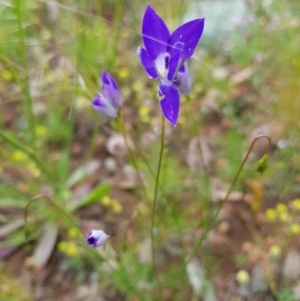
[[91, 93, 117, 119], [170, 18, 205, 59], [167, 46, 181, 80], [159, 83, 180, 126], [137, 47, 158, 79], [142, 4, 170, 60], [174, 62, 192, 95], [103, 85, 122, 108], [100, 71, 122, 108], [101, 71, 119, 91]]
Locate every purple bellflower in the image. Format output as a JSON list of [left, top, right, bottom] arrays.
[[138, 4, 204, 126], [86, 229, 109, 248], [91, 71, 122, 119]]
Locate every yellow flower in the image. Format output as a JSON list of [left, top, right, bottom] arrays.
[[111, 199, 122, 214], [265, 208, 277, 222], [276, 203, 288, 213], [35, 125, 47, 137], [65, 242, 78, 257], [27, 162, 40, 177], [279, 211, 291, 223], [292, 199, 300, 211], [290, 223, 300, 235], [139, 106, 150, 117], [101, 195, 111, 206], [2, 70, 13, 81], [133, 81, 143, 92], [118, 67, 129, 79], [139, 106, 150, 122], [12, 150, 28, 162], [269, 245, 281, 258], [68, 228, 78, 239], [58, 241, 67, 253], [236, 270, 250, 284]]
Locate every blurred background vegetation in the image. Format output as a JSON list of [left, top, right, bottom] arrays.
[[1, 0, 300, 300]]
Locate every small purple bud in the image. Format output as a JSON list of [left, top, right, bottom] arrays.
[[86, 229, 109, 248], [91, 71, 122, 119]]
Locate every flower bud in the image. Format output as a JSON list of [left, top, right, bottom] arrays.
[[86, 229, 109, 247]]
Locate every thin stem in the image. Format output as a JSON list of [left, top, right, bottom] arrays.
[[151, 115, 166, 278], [24, 194, 85, 238], [116, 110, 152, 198], [14, 0, 36, 147], [185, 135, 272, 264], [187, 95, 211, 202], [118, 109, 155, 177], [222, 135, 272, 203]]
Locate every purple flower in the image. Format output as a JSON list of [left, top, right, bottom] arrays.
[[138, 4, 204, 126], [91, 71, 122, 119], [86, 229, 109, 247]]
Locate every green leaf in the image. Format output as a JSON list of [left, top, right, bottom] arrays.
[[66, 160, 101, 188], [0, 129, 53, 179], [33, 223, 58, 268], [72, 183, 111, 211], [0, 229, 37, 248], [56, 151, 70, 184]]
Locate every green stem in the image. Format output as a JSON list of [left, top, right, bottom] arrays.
[[106, 0, 123, 69], [185, 135, 272, 264], [116, 110, 151, 199], [151, 115, 166, 278], [118, 110, 154, 177], [24, 194, 85, 238], [187, 95, 211, 203], [223, 135, 272, 203], [14, 0, 36, 147]]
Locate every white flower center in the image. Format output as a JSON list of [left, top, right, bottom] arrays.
[[155, 53, 169, 78]]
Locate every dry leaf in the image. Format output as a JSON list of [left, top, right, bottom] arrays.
[[33, 223, 58, 268]]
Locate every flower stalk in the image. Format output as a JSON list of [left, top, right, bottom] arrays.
[[151, 115, 166, 279], [185, 135, 272, 264]]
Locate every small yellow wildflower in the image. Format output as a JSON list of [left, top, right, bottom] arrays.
[[290, 223, 300, 235], [236, 270, 250, 284], [139, 106, 150, 117], [58, 241, 67, 253], [292, 199, 300, 211], [269, 245, 281, 258], [65, 242, 78, 257], [2, 70, 13, 81], [68, 228, 78, 239], [118, 67, 129, 79], [139, 106, 150, 122], [133, 81, 143, 92], [27, 162, 41, 177], [279, 211, 291, 222], [111, 199, 122, 214], [12, 150, 28, 162], [101, 196, 111, 206], [35, 125, 47, 137], [265, 208, 277, 222], [276, 203, 288, 213]]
